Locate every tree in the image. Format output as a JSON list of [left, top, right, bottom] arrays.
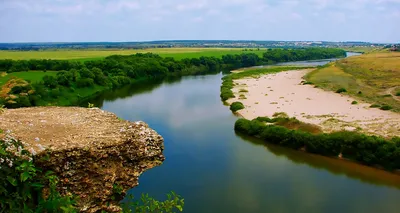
[[79, 68, 95, 79], [42, 76, 58, 89], [91, 68, 107, 86], [56, 71, 74, 86]]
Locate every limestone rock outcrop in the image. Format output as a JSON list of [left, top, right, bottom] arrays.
[[0, 107, 165, 212]]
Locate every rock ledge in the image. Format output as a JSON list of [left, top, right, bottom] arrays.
[[0, 107, 165, 212]]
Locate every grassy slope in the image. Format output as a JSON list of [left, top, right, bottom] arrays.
[[0, 71, 106, 106], [341, 46, 386, 53], [305, 52, 400, 111], [0, 48, 266, 60], [0, 71, 57, 87]]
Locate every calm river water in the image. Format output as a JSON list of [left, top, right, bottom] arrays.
[[89, 53, 400, 213]]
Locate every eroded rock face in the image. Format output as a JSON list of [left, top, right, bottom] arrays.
[[0, 107, 165, 212]]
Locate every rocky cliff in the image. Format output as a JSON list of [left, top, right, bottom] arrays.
[[0, 107, 165, 212]]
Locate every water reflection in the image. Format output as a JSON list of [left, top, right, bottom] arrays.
[[235, 133, 400, 189], [86, 76, 183, 108]]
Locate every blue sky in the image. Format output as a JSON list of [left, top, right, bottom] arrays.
[[0, 0, 399, 43]]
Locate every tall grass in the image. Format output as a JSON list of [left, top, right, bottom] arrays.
[[305, 52, 400, 111]]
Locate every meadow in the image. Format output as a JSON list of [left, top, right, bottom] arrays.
[[305, 52, 400, 111], [0, 48, 266, 61], [0, 71, 57, 87]]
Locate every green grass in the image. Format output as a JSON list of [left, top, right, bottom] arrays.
[[0, 71, 57, 87], [341, 46, 385, 53], [305, 52, 400, 112], [0, 48, 266, 60]]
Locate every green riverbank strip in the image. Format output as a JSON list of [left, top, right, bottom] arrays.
[[235, 116, 400, 171]]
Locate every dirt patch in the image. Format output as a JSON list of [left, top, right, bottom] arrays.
[[0, 107, 164, 212]]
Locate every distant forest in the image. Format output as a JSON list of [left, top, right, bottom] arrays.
[[0, 48, 346, 108]]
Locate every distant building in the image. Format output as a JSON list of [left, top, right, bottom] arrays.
[[390, 44, 399, 51]]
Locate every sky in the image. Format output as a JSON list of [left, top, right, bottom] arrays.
[[0, 0, 399, 43]]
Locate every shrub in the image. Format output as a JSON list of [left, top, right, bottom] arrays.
[[122, 192, 184, 213], [351, 101, 358, 105], [76, 78, 95, 88], [220, 89, 235, 101], [17, 96, 32, 107], [336, 88, 347, 93], [10, 85, 32, 94], [239, 89, 248, 93], [259, 125, 290, 144], [42, 76, 58, 89], [220, 77, 235, 101], [380, 105, 393, 110], [370, 104, 381, 108], [234, 118, 251, 132], [0, 136, 77, 212], [230, 102, 245, 112], [396, 92, 400, 96], [247, 120, 266, 136]]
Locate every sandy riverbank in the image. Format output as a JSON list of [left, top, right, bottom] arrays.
[[227, 69, 400, 138]]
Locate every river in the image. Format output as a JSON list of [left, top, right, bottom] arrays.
[[89, 53, 400, 213]]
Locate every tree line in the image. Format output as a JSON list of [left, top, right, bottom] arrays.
[[0, 48, 346, 108]]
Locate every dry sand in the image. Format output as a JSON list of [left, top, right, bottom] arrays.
[[227, 69, 400, 138]]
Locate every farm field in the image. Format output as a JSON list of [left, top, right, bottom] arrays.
[[0, 48, 266, 61], [305, 51, 400, 111], [0, 71, 57, 87]]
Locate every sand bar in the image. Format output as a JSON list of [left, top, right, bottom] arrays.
[[227, 69, 400, 138]]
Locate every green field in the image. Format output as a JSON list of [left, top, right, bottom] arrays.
[[305, 52, 400, 111], [0, 48, 266, 61], [0, 71, 57, 87]]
